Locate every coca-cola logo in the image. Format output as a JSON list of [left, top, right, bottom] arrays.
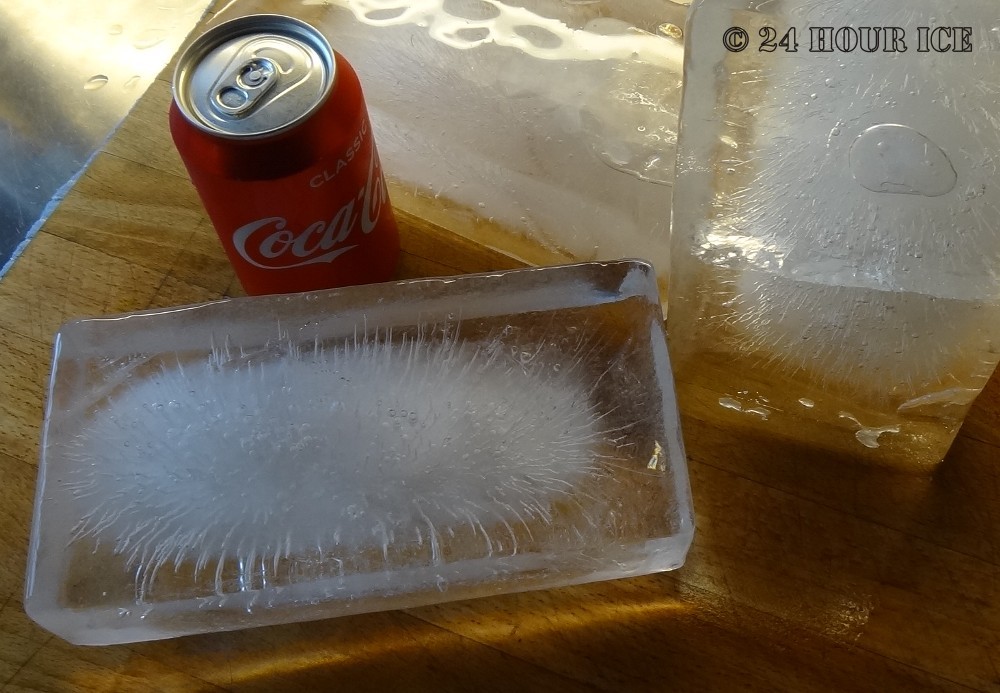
[[232, 145, 388, 270]]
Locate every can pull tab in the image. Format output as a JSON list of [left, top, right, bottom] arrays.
[[212, 58, 278, 118]]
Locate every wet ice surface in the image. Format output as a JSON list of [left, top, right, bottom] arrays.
[[0, 0, 209, 275], [669, 0, 1000, 463], [218, 0, 685, 279], [27, 261, 692, 645]]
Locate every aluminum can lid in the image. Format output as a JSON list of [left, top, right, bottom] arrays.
[[173, 14, 335, 138]]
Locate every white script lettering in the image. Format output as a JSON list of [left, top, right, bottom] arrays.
[[309, 119, 369, 188], [233, 146, 386, 269]]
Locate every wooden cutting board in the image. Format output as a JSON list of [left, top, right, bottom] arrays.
[[0, 6, 998, 692]]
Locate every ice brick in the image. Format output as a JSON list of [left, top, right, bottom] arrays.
[[669, 0, 1000, 465], [26, 260, 693, 645], [208, 0, 687, 295]]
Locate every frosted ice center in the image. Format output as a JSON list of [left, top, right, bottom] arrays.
[[62, 328, 615, 594]]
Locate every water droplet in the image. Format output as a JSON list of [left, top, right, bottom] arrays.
[[657, 23, 683, 40], [84, 75, 109, 91], [839, 412, 900, 449], [109, 23, 124, 35], [719, 397, 742, 412], [798, 398, 815, 408], [855, 426, 899, 448], [123, 75, 142, 91], [849, 124, 956, 197]]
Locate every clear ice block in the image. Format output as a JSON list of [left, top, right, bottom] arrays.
[[669, 0, 1000, 465], [207, 0, 687, 294], [26, 260, 693, 645]]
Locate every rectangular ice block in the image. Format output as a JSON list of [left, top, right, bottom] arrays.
[[26, 260, 693, 645], [206, 0, 686, 297], [669, 0, 1000, 465]]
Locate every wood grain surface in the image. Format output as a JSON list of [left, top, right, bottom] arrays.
[[1, 7, 998, 692]]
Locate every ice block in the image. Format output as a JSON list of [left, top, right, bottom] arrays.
[[26, 260, 693, 645], [205, 0, 687, 296], [669, 0, 1000, 465]]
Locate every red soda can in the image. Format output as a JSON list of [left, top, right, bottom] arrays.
[[169, 14, 400, 295]]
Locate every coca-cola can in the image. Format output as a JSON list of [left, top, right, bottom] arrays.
[[169, 14, 400, 295]]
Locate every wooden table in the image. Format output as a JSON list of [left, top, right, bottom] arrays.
[[1, 10, 999, 692]]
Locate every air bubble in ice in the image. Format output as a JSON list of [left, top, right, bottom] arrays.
[[849, 124, 957, 197]]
